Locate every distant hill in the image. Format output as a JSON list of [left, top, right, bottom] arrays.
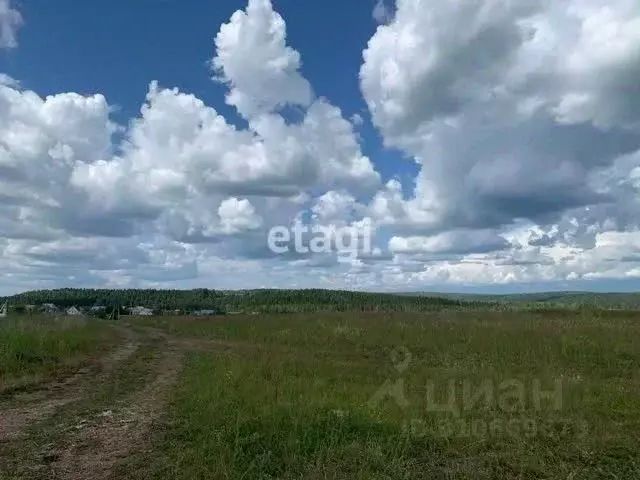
[[398, 291, 640, 308], [4, 288, 639, 314], [1, 288, 468, 314]]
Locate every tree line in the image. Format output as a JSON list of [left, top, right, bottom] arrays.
[[1, 288, 486, 314]]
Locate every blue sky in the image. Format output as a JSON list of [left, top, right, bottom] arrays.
[[6, 1, 371, 116], [1, 0, 640, 295]]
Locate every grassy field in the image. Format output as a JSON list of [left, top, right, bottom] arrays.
[[1, 310, 640, 479], [0, 316, 119, 394]]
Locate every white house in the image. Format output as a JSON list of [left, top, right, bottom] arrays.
[[0, 303, 7, 318], [66, 306, 83, 316], [130, 306, 154, 316]]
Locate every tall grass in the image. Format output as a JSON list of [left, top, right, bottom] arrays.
[[0, 316, 117, 384]]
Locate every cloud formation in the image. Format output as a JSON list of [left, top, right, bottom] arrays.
[[1, 0, 640, 294], [0, 0, 21, 49], [372, 0, 394, 25]]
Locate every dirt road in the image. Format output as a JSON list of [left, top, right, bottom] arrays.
[[0, 323, 185, 480]]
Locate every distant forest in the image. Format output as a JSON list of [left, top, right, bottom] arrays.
[[2, 288, 478, 314], [3, 288, 638, 314]]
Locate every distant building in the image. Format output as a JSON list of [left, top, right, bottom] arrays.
[[192, 309, 217, 316], [129, 306, 154, 316], [66, 306, 83, 316], [0, 303, 7, 318]]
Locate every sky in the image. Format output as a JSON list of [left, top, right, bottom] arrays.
[[1, 0, 640, 295]]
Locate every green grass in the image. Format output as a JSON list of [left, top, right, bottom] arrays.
[[0, 315, 118, 388], [142, 352, 432, 479], [127, 311, 640, 479]]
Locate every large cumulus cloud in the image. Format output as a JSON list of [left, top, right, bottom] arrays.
[[0, 0, 382, 294], [361, 0, 640, 232], [359, 0, 640, 285]]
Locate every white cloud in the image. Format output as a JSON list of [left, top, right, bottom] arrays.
[[212, 0, 313, 119], [361, 0, 640, 234], [389, 230, 509, 255], [373, 0, 393, 25], [0, 0, 21, 49], [311, 191, 359, 224], [542, 0, 640, 128], [218, 197, 263, 235], [70, 81, 379, 240], [0, 80, 116, 241]]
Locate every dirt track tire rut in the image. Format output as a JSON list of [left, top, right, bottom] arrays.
[[45, 340, 184, 480], [0, 326, 141, 443]]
